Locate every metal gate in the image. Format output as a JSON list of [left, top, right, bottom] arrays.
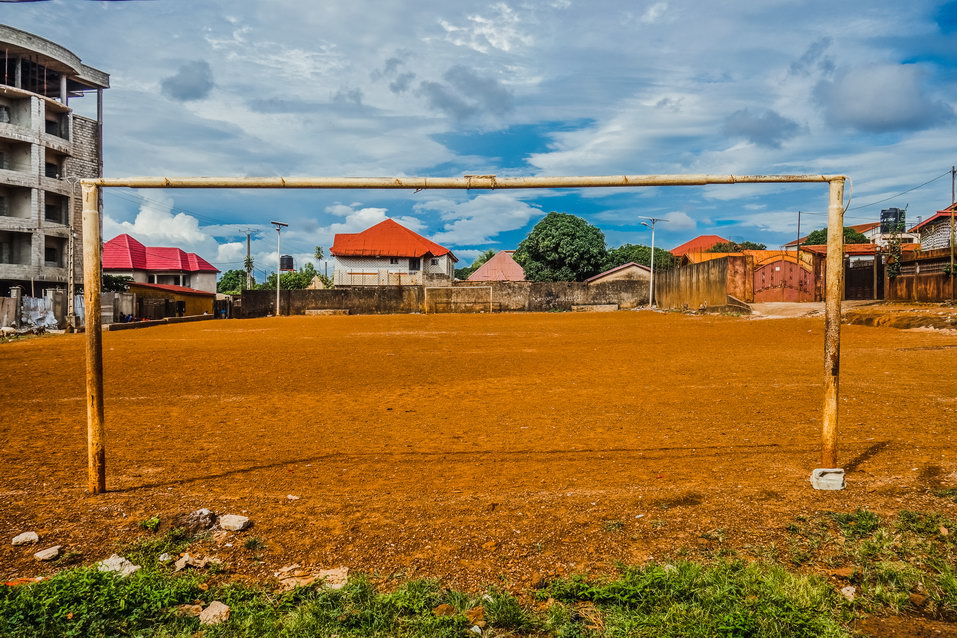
[[753, 258, 815, 302]]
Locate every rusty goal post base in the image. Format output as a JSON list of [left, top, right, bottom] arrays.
[[80, 173, 848, 494]]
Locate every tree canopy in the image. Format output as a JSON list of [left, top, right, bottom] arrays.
[[707, 240, 767, 253], [217, 269, 248, 294], [258, 262, 331, 290], [454, 248, 497, 280], [102, 274, 133, 292], [513, 212, 608, 281], [604, 243, 676, 271], [802, 227, 869, 245]]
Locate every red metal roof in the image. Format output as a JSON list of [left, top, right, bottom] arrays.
[[103, 234, 219, 273], [670, 235, 729, 256], [783, 222, 881, 247], [127, 282, 215, 297], [798, 243, 921, 255], [585, 261, 650, 283], [331, 219, 456, 261], [467, 250, 525, 281], [909, 206, 955, 233]]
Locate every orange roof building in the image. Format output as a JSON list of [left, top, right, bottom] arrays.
[[909, 204, 956, 250], [670, 235, 729, 257], [467, 251, 525, 281], [331, 219, 457, 286]]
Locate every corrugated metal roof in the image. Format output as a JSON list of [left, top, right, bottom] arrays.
[[584, 261, 650, 282], [467, 251, 525, 281], [103, 234, 219, 273], [909, 207, 955, 233], [331, 219, 456, 261], [670, 235, 729, 256]]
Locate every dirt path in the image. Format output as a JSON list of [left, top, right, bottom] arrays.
[[2, 312, 956, 590]]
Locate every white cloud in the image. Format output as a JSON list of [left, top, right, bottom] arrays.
[[816, 64, 954, 132], [662, 211, 696, 231], [439, 3, 532, 54], [415, 193, 543, 246], [640, 2, 669, 24]]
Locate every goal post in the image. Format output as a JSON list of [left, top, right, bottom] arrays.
[[424, 286, 493, 314], [80, 173, 848, 494]]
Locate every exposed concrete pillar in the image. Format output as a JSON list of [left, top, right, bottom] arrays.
[[14, 57, 21, 88]]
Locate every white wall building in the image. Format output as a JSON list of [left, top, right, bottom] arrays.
[[331, 218, 457, 286]]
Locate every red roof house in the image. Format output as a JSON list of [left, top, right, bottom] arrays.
[[467, 250, 525, 281], [103, 234, 219, 293], [670, 235, 729, 257], [909, 204, 955, 250], [331, 219, 457, 286], [331, 219, 455, 259]]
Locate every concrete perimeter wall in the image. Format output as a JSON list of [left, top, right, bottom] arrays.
[[239, 280, 649, 317], [656, 256, 751, 310]]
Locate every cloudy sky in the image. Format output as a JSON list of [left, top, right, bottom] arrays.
[[4, 1, 957, 275]]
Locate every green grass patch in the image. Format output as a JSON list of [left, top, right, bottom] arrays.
[[828, 509, 880, 539]]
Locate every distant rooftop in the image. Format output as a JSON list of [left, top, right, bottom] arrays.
[[0, 24, 109, 97]]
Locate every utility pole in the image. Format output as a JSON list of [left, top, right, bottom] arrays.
[[245, 231, 253, 291], [795, 210, 802, 255], [271, 221, 288, 316], [639, 216, 667, 307], [950, 165, 955, 302]]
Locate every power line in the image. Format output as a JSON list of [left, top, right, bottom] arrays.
[[846, 170, 951, 211]]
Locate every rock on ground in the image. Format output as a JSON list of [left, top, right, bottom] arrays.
[[34, 546, 61, 561], [12, 532, 38, 546], [318, 567, 349, 589], [176, 508, 218, 536], [199, 601, 231, 625], [218, 514, 251, 531], [97, 554, 141, 577]]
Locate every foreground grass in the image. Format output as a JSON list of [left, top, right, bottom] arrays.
[[1, 508, 955, 637]]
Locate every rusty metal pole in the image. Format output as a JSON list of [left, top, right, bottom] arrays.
[[813, 177, 846, 489], [81, 183, 106, 494]]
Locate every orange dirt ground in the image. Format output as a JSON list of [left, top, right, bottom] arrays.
[[2, 312, 956, 590]]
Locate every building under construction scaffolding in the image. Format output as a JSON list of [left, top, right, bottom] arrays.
[[0, 25, 109, 297]]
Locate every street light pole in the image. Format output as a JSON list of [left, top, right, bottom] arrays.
[[271, 221, 288, 316], [639, 217, 667, 307]]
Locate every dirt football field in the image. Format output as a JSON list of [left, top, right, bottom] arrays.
[[2, 311, 956, 589]]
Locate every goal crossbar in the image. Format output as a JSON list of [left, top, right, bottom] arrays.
[[79, 173, 848, 494]]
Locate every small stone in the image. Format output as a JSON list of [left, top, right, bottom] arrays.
[[940, 526, 949, 536], [218, 514, 251, 532], [175, 604, 203, 617], [177, 508, 218, 535], [433, 603, 455, 616], [469, 625, 483, 635], [318, 566, 349, 589], [174, 553, 209, 572], [34, 546, 61, 561], [286, 494, 300, 500], [840, 585, 857, 601], [830, 567, 856, 579], [12, 532, 38, 546], [909, 593, 928, 607], [158, 553, 172, 563], [199, 600, 230, 625], [97, 554, 141, 577]]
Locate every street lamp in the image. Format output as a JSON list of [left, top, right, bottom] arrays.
[[639, 217, 667, 307], [270, 221, 288, 316]]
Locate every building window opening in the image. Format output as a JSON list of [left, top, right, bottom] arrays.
[[430, 258, 438, 266], [390, 257, 399, 265], [409, 258, 421, 271]]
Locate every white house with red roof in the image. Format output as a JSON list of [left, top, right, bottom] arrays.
[[909, 203, 956, 250], [330, 219, 457, 286], [102, 234, 219, 293]]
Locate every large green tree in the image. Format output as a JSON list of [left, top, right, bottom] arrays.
[[513, 212, 608, 281], [802, 227, 869, 245], [102, 274, 133, 292], [454, 248, 497, 280], [217, 269, 248, 294], [605, 244, 676, 271]]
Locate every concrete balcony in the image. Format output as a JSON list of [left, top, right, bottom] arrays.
[[0, 167, 39, 189], [0, 121, 39, 145]]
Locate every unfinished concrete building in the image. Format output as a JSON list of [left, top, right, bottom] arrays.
[[0, 25, 108, 297]]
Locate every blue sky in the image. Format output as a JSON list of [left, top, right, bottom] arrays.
[[4, 0, 957, 276]]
